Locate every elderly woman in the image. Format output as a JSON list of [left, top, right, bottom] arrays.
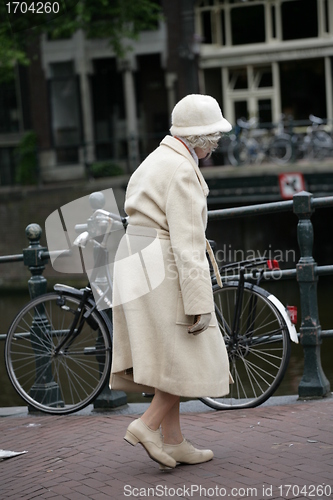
[[110, 94, 232, 470]]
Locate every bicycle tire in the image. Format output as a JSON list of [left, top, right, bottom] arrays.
[[312, 131, 332, 160], [268, 136, 293, 165], [5, 292, 112, 415], [200, 282, 291, 410], [227, 139, 251, 166]]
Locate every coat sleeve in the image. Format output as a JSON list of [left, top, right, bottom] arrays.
[[165, 161, 214, 316]]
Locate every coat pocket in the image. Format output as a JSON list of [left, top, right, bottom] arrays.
[[175, 292, 216, 327], [175, 292, 195, 326]]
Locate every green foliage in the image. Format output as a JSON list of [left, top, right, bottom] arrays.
[[15, 131, 38, 185], [90, 161, 124, 179], [0, 22, 30, 83], [0, 0, 162, 76], [78, 0, 162, 56]]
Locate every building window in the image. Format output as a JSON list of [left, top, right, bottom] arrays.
[[0, 148, 16, 186], [201, 10, 213, 43], [196, 0, 268, 46], [324, 0, 329, 33], [281, 0, 318, 40], [0, 78, 20, 133], [258, 99, 273, 125], [91, 58, 125, 161], [223, 64, 275, 124], [254, 66, 273, 88], [231, 5, 266, 45], [49, 62, 82, 165], [204, 68, 223, 104], [280, 58, 326, 120], [196, 0, 330, 46], [229, 68, 248, 90], [234, 100, 249, 121], [135, 54, 169, 157]]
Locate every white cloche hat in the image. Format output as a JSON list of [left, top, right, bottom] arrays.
[[170, 94, 232, 136]]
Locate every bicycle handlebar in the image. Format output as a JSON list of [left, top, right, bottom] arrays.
[[74, 210, 128, 233], [237, 117, 258, 129], [309, 114, 324, 125], [75, 224, 88, 233], [73, 209, 128, 248]]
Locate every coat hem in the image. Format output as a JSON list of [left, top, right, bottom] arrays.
[[110, 372, 230, 398]]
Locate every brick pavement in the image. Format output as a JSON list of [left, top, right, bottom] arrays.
[[0, 398, 332, 500]]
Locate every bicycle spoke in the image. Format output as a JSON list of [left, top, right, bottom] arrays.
[[202, 283, 291, 410], [246, 345, 284, 363], [240, 356, 280, 382], [5, 293, 111, 414], [239, 352, 260, 398]]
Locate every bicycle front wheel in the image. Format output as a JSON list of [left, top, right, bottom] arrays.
[[201, 283, 291, 410], [228, 139, 252, 166], [5, 292, 112, 414], [313, 131, 332, 160], [269, 137, 293, 164]]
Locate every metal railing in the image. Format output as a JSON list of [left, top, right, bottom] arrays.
[[208, 190, 333, 399], [0, 190, 332, 400], [0, 223, 56, 305]]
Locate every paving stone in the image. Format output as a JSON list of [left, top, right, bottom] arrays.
[[0, 399, 332, 500]]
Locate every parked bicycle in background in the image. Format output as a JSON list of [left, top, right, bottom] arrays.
[[226, 114, 333, 166], [284, 114, 333, 162], [227, 117, 293, 166]]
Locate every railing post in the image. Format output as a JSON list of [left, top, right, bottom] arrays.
[[23, 223, 48, 299], [293, 191, 330, 398], [23, 223, 63, 410]]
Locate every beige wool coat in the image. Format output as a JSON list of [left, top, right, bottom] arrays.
[[110, 135, 230, 397]]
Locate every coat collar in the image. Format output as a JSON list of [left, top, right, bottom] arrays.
[[160, 135, 209, 197]]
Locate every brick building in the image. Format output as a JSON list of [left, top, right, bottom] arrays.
[[1, 0, 333, 185]]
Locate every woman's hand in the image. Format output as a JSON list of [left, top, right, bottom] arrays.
[[188, 313, 211, 335]]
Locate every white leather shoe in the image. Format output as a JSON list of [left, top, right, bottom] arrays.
[[124, 418, 176, 468], [160, 438, 213, 469]]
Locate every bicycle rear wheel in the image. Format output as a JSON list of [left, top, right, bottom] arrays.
[[200, 282, 291, 410], [5, 292, 112, 415]]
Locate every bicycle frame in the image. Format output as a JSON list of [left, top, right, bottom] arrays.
[[52, 227, 118, 356], [53, 287, 93, 356], [52, 208, 128, 352], [212, 259, 265, 347]]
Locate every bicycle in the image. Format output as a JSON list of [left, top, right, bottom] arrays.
[[4, 204, 298, 414], [227, 117, 293, 166], [296, 114, 333, 161], [267, 114, 333, 163]]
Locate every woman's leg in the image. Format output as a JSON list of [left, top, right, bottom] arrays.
[[140, 389, 182, 444], [160, 398, 183, 445], [160, 397, 214, 467], [124, 389, 181, 467], [125, 389, 213, 467], [148, 391, 214, 467]]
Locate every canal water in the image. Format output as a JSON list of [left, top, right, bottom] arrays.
[[1, 275, 332, 407]]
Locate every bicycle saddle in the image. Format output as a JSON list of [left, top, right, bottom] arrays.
[[309, 114, 324, 125]]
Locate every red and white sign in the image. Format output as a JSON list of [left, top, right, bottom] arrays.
[[278, 172, 306, 200]]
